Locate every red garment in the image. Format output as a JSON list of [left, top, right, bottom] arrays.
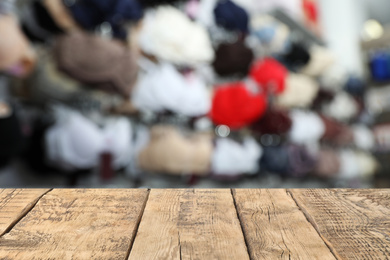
[[303, 0, 318, 23], [249, 57, 287, 95], [210, 81, 267, 129]]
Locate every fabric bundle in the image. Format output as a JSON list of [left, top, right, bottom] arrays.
[[249, 57, 287, 95], [137, 125, 213, 175], [54, 31, 138, 98], [276, 73, 319, 108], [214, 0, 249, 33], [211, 137, 262, 176], [300, 45, 335, 77], [64, 0, 143, 39], [313, 148, 341, 178], [288, 110, 325, 146], [131, 61, 211, 117], [261, 144, 315, 177], [251, 108, 292, 135], [321, 92, 358, 122], [320, 115, 354, 146], [212, 39, 254, 77], [45, 107, 133, 171], [138, 6, 214, 66], [210, 80, 268, 129], [0, 14, 36, 77]]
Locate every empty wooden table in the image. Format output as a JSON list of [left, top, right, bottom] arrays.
[[0, 189, 389, 259]]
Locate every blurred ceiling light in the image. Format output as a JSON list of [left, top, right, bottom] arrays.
[[362, 19, 384, 40]]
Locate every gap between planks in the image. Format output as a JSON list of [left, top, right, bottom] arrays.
[[125, 188, 151, 260], [0, 189, 53, 237], [230, 189, 252, 259], [286, 189, 342, 260]]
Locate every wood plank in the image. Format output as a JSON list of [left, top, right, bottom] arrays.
[[0, 189, 149, 259], [0, 189, 50, 236], [233, 189, 336, 260], [289, 189, 390, 260], [128, 189, 250, 260]]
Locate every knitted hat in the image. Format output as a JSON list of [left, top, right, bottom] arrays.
[[287, 144, 317, 178], [338, 150, 378, 179], [0, 14, 36, 77], [352, 125, 375, 151], [138, 6, 214, 66], [276, 73, 319, 108], [64, 0, 143, 39], [54, 31, 138, 98], [45, 106, 133, 171], [321, 92, 358, 122], [300, 45, 335, 77], [131, 61, 211, 117], [212, 39, 254, 77], [261, 145, 290, 175], [137, 125, 213, 175], [212, 137, 262, 176], [288, 110, 325, 146], [313, 148, 341, 178], [251, 108, 292, 135], [320, 115, 354, 146], [214, 0, 249, 33], [280, 42, 311, 69], [210, 80, 268, 129], [249, 57, 288, 95]]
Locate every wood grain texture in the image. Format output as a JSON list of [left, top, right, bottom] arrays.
[[289, 189, 390, 260], [0, 189, 149, 260], [233, 189, 336, 260], [0, 189, 50, 236], [128, 189, 250, 260]]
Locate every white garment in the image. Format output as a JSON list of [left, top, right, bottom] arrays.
[[45, 106, 132, 171], [322, 92, 358, 122], [138, 6, 214, 66], [277, 73, 319, 108], [131, 61, 211, 117], [211, 137, 262, 175], [300, 45, 335, 77], [352, 125, 375, 151], [338, 150, 378, 179], [288, 110, 325, 147]]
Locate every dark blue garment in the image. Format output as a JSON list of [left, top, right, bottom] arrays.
[[344, 75, 366, 96], [260, 145, 290, 176], [65, 0, 143, 39], [214, 0, 249, 33]]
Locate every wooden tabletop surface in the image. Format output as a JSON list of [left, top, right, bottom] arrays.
[[0, 189, 389, 259]]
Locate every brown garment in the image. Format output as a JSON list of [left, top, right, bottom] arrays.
[[138, 126, 213, 176], [313, 148, 341, 178], [54, 31, 138, 97], [212, 39, 254, 77], [320, 115, 354, 146]]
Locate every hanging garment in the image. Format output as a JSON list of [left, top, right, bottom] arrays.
[[54, 31, 138, 98], [45, 106, 133, 171], [211, 136, 262, 176], [131, 61, 211, 117], [137, 125, 213, 175], [138, 6, 214, 66], [210, 80, 268, 129]]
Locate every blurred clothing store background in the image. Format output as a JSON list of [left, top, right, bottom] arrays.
[[1, 0, 390, 188]]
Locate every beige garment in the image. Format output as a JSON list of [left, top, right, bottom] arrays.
[[300, 45, 335, 77], [42, 0, 81, 32], [0, 14, 36, 77], [138, 126, 213, 176], [314, 148, 341, 178], [276, 73, 319, 108]]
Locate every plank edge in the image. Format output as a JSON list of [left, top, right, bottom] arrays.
[[287, 189, 342, 260], [0, 189, 53, 237], [125, 189, 151, 260]]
